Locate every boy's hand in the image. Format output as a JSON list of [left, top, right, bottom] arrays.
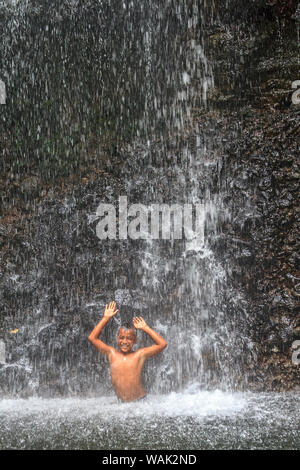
[[133, 317, 148, 330], [103, 301, 119, 318]]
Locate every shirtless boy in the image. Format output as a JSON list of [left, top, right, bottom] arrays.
[[88, 301, 167, 402]]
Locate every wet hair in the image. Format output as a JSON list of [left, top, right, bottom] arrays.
[[118, 322, 137, 338]]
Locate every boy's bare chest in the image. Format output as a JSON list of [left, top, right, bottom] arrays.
[[109, 353, 142, 373]]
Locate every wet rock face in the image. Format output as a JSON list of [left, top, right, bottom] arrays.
[[216, 107, 300, 391], [215, 0, 299, 22], [266, 0, 299, 19], [197, 0, 300, 391], [208, 26, 300, 389]]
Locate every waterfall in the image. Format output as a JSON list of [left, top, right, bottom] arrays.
[[1, 0, 254, 397], [1, 0, 300, 454]]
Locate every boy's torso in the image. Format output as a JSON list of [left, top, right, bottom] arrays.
[[108, 349, 146, 402]]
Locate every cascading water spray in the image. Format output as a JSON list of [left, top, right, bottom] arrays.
[[0, 0, 299, 451]]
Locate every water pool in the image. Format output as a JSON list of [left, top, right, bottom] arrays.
[[1, 389, 299, 450]]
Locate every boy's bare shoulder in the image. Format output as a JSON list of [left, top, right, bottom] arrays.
[[107, 346, 120, 361], [133, 347, 151, 361]]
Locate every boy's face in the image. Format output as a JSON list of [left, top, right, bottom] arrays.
[[117, 327, 136, 354]]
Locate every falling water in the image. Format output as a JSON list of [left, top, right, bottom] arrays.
[[0, 0, 249, 396], [0, 0, 299, 450]]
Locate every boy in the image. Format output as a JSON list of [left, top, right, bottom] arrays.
[[88, 301, 167, 402]]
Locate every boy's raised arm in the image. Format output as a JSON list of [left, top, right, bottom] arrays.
[[88, 301, 119, 356], [133, 317, 167, 358]]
